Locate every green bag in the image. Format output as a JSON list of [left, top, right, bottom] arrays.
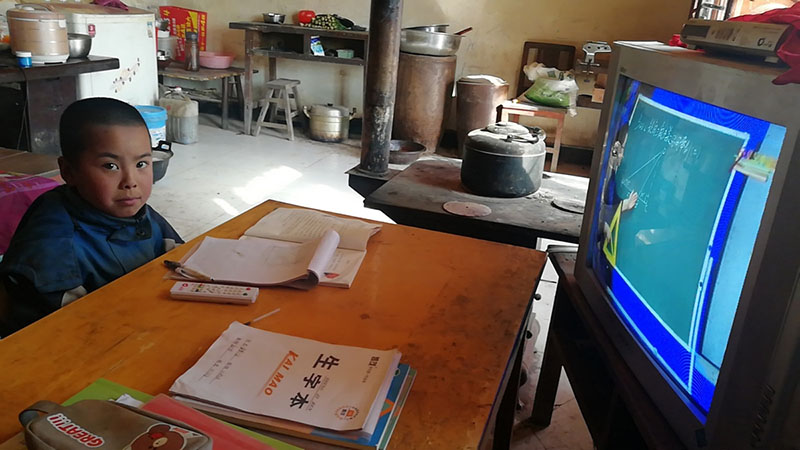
[[19, 399, 213, 450], [523, 77, 573, 109]]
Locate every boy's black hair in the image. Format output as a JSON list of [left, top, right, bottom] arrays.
[[59, 97, 149, 162]]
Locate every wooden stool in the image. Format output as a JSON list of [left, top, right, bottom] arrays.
[[253, 78, 302, 140], [498, 98, 566, 172]]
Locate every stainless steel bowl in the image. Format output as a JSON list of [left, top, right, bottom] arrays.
[[389, 140, 425, 164], [405, 24, 449, 33], [67, 33, 92, 59], [400, 29, 462, 57], [263, 13, 285, 24]]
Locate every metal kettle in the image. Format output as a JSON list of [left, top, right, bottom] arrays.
[[461, 122, 547, 198]]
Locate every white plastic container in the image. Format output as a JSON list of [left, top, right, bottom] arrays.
[[158, 88, 198, 145]]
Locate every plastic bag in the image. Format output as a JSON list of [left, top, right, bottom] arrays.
[[522, 62, 579, 116]]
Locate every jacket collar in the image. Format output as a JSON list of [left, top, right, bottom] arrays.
[[60, 186, 152, 241]]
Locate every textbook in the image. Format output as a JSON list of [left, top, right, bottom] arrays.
[[176, 207, 382, 289], [176, 364, 416, 450], [169, 322, 401, 434], [65, 378, 299, 450], [142, 394, 277, 450]]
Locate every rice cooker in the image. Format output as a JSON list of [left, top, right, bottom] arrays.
[[7, 4, 69, 64], [460, 122, 547, 197]]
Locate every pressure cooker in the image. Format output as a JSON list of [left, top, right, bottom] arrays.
[[303, 103, 356, 143], [460, 122, 547, 197]]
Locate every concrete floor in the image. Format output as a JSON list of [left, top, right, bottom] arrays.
[[149, 115, 593, 449]]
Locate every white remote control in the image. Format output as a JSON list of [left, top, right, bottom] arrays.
[[169, 282, 258, 305]]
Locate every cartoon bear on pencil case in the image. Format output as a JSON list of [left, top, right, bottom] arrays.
[[125, 424, 186, 450]]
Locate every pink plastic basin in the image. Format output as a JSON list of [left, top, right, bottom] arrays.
[[198, 51, 234, 69]]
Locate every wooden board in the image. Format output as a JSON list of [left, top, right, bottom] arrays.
[[365, 158, 589, 246], [159, 66, 246, 82], [0, 149, 60, 177], [0, 200, 545, 449], [0, 54, 119, 84]]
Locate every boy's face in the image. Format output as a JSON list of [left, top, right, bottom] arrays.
[[59, 124, 153, 218]]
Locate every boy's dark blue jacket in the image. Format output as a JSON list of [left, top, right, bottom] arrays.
[[0, 185, 182, 332]]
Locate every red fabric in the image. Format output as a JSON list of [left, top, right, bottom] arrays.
[[730, 3, 800, 84], [91, 0, 129, 11], [0, 173, 60, 254], [669, 33, 688, 48]]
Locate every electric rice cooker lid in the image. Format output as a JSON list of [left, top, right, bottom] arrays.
[[308, 103, 351, 118], [465, 122, 546, 157], [7, 6, 66, 21]]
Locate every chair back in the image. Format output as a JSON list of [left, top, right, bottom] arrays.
[[516, 42, 576, 97]]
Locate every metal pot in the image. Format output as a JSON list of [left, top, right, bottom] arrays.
[[263, 13, 285, 24], [400, 29, 462, 56], [461, 122, 547, 197], [303, 104, 356, 142], [67, 33, 92, 59], [405, 24, 449, 33]]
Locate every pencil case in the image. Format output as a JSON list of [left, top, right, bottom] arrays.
[[19, 399, 213, 450]]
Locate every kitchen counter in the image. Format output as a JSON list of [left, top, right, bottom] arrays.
[[0, 51, 119, 154]]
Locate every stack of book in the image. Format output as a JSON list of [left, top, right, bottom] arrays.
[[171, 207, 383, 289], [169, 322, 415, 449]]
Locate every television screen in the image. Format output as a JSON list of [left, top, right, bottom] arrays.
[[588, 76, 788, 422]]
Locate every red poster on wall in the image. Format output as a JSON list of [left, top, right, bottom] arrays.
[[159, 6, 208, 62]]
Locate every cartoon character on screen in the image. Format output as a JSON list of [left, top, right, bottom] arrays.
[[599, 140, 638, 268]]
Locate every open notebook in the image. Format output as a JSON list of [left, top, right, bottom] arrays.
[[175, 208, 382, 289]]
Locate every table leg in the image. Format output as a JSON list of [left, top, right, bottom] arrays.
[[234, 75, 245, 121], [221, 76, 229, 130], [551, 114, 564, 172], [283, 88, 294, 141], [493, 329, 525, 450], [26, 77, 77, 154], [268, 57, 277, 82], [529, 282, 566, 426], [244, 29, 258, 136], [291, 85, 304, 129]]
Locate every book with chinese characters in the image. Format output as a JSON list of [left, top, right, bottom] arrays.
[[169, 322, 401, 434], [175, 207, 382, 289], [175, 364, 415, 450]]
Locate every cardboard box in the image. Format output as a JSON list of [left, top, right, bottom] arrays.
[[592, 87, 605, 104], [159, 6, 207, 62]]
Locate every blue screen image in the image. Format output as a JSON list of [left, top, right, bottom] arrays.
[[589, 77, 786, 420]]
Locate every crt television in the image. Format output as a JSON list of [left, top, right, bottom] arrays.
[[575, 41, 800, 449]]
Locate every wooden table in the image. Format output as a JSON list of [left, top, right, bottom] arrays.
[[0, 52, 119, 154], [364, 158, 589, 247], [0, 147, 60, 178], [229, 22, 369, 135], [533, 249, 684, 449], [498, 98, 567, 172], [0, 200, 545, 449], [158, 66, 248, 131]]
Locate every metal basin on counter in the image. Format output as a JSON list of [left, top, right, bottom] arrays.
[[405, 24, 449, 33], [67, 33, 92, 58], [400, 29, 462, 56]]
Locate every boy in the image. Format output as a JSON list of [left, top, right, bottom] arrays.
[[0, 98, 182, 333]]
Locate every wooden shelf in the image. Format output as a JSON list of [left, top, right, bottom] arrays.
[[230, 21, 368, 41], [252, 49, 365, 66]]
